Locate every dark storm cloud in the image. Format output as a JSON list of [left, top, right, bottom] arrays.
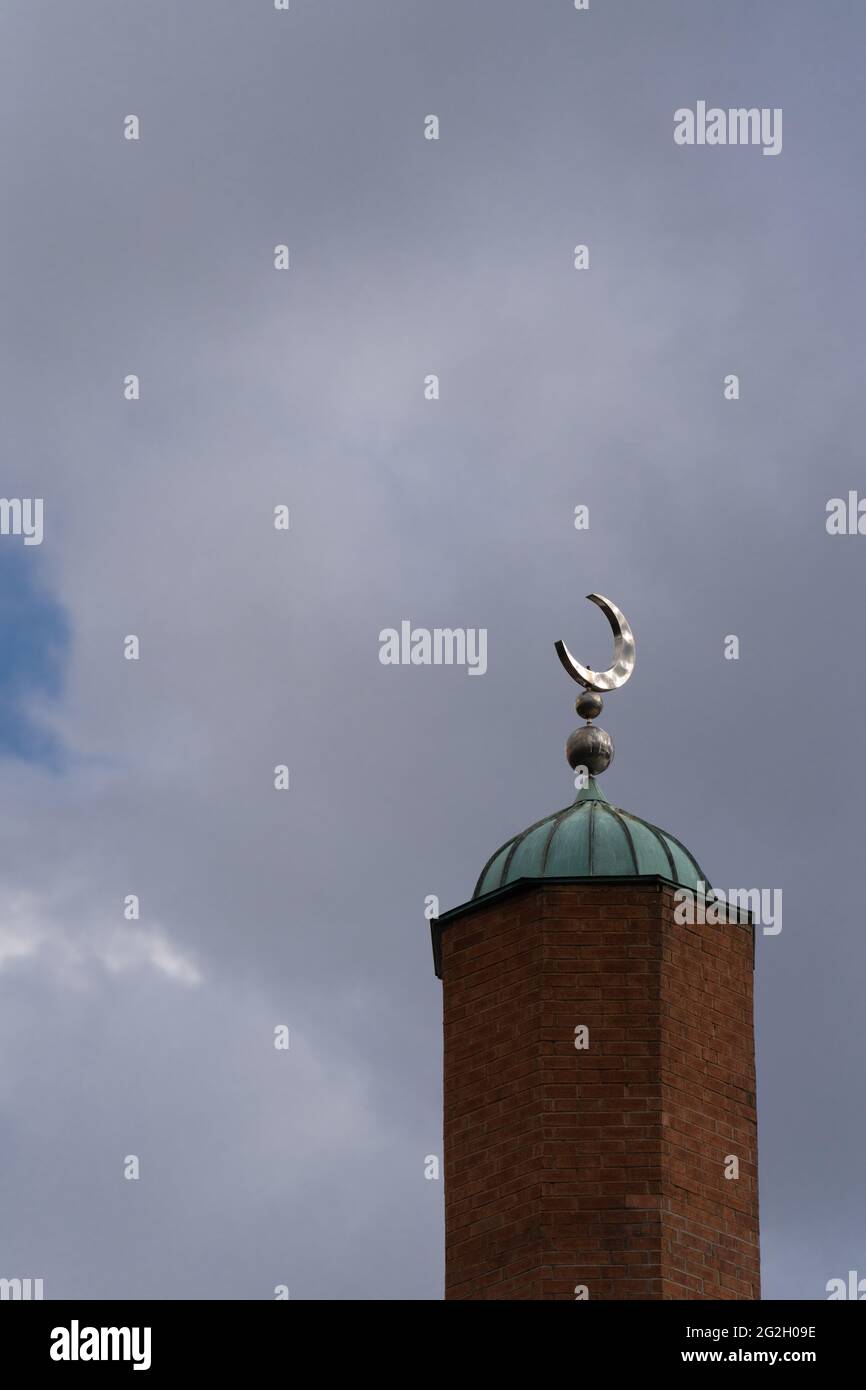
[[0, 0, 863, 1298]]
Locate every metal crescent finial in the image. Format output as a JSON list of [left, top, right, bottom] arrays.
[[554, 593, 636, 693]]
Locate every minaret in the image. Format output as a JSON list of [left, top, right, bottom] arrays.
[[431, 595, 759, 1300]]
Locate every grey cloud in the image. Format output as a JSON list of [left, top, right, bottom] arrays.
[[0, 0, 864, 1298]]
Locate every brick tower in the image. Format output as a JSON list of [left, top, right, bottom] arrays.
[[431, 596, 759, 1300]]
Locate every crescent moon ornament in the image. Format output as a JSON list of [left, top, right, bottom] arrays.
[[554, 593, 636, 693]]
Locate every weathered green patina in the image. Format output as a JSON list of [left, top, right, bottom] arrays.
[[473, 777, 709, 899]]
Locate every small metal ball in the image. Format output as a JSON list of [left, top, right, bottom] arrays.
[[575, 691, 604, 722], [566, 724, 613, 776]]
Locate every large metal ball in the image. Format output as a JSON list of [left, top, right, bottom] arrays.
[[566, 724, 614, 775], [575, 691, 604, 722]]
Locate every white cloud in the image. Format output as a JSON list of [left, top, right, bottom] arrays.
[[0, 888, 200, 988]]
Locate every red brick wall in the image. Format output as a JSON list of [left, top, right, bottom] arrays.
[[659, 883, 760, 1298], [439, 880, 759, 1300]]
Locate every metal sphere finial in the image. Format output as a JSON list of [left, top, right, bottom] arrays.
[[575, 691, 604, 722], [566, 724, 614, 775]]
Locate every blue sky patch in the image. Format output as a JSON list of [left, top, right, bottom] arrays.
[[0, 550, 69, 768]]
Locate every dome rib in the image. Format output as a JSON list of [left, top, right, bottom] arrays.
[[540, 802, 578, 874], [498, 835, 523, 887], [498, 805, 562, 886], [474, 801, 565, 896], [652, 823, 678, 879], [473, 835, 518, 897], [620, 809, 677, 879], [606, 805, 641, 875], [635, 813, 709, 887], [672, 835, 708, 885]]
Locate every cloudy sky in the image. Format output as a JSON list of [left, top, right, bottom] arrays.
[[1, 1, 864, 1300]]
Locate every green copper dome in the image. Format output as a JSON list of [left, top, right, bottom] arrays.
[[473, 778, 709, 898]]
